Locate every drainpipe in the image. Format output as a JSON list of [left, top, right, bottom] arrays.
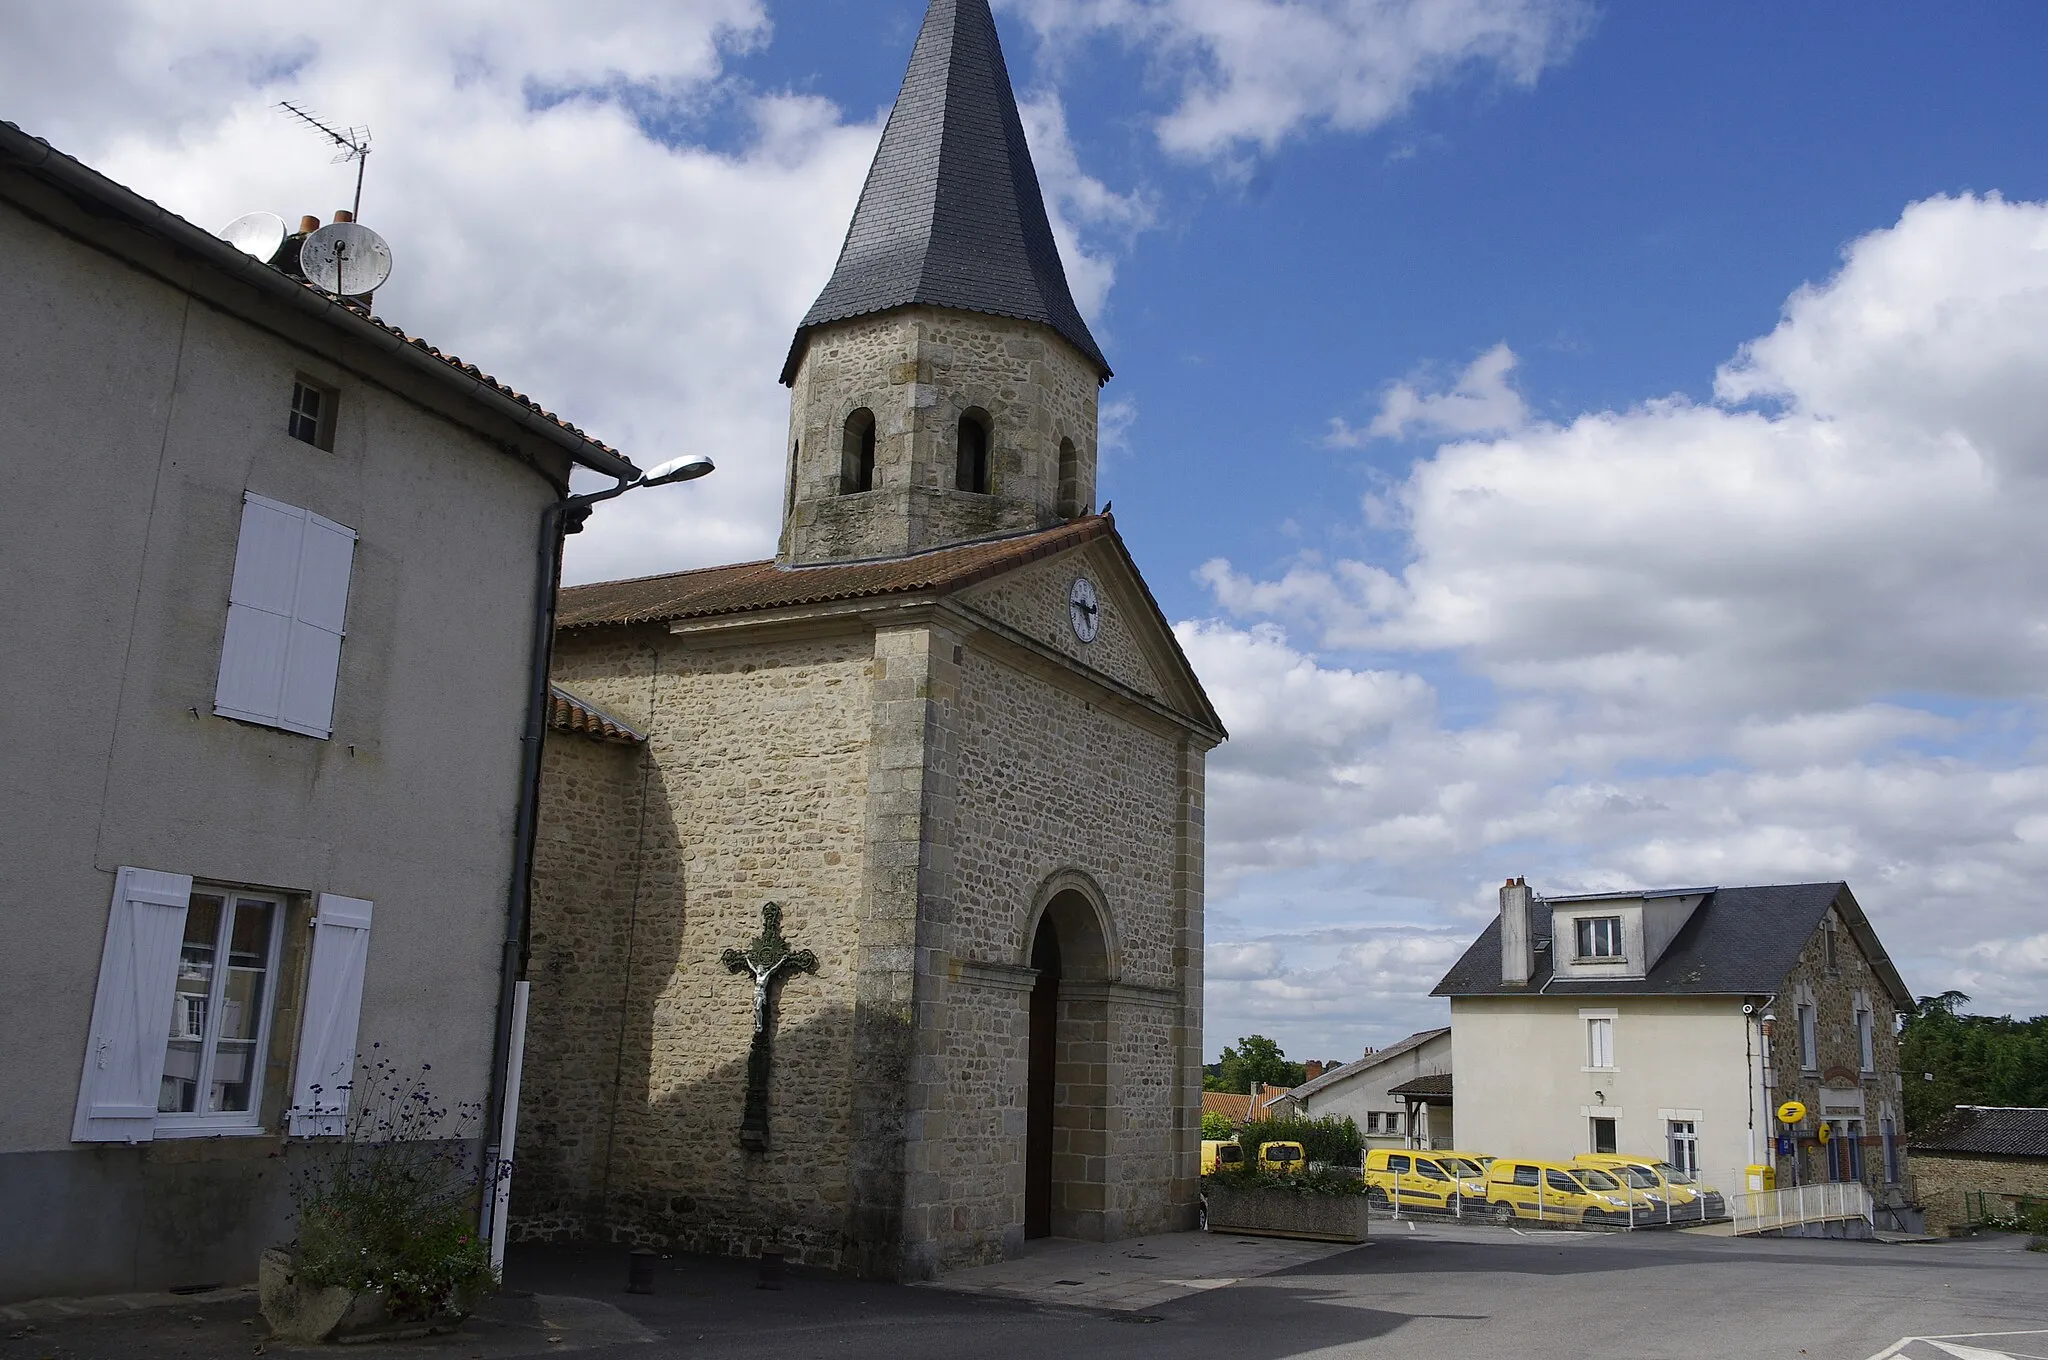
[[480, 455, 714, 1256]]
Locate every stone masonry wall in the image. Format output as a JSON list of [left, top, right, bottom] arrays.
[[782, 307, 1101, 565], [516, 731, 647, 1241], [1909, 1152, 2048, 1236], [517, 625, 876, 1268], [957, 545, 1165, 702], [1768, 897, 1910, 1193], [900, 636, 1193, 1270]]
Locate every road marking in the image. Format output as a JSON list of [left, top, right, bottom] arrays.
[[1865, 1331, 2048, 1360]]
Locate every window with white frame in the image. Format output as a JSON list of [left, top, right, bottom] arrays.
[[1797, 1002, 1818, 1071], [1882, 1115, 1900, 1184], [214, 493, 358, 740], [1668, 1120, 1700, 1177], [1575, 915, 1624, 960], [1857, 1004, 1876, 1074], [73, 867, 374, 1143], [1587, 1016, 1615, 1069]]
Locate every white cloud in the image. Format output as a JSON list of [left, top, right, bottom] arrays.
[[1006, 0, 1591, 160], [1017, 92, 1155, 322], [1190, 193, 2048, 1044], [1327, 341, 1529, 445], [0, 2, 899, 584]]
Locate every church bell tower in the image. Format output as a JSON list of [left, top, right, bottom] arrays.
[[778, 0, 1113, 567]]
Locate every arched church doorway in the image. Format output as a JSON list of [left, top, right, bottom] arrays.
[[1023, 882, 1113, 1241]]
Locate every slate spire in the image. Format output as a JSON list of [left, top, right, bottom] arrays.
[[780, 0, 1111, 385]]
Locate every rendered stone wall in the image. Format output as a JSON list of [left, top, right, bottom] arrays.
[[782, 307, 1101, 564], [1768, 901, 1910, 1190], [517, 626, 877, 1268], [1909, 1151, 2048, 1236]]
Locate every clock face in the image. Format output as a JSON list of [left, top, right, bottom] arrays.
[[1069, 576, 1101, 643]]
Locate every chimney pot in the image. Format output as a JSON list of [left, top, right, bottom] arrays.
[[298, 215, 321, 234], [333, 209, 354, 224]]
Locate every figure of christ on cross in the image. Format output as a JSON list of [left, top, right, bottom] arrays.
[[722, 902, 818, 1149]]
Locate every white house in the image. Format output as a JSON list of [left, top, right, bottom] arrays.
[[1435, 879, 1914, 1198], [0, 122, 641, 1301], [1286, 1029, 1455, 1150]]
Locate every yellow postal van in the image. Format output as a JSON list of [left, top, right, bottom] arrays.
[[1573, 1154, 1726, 1221], [1364, 1149, 1490, 1212], [1257, 1141, 1306, 1174], [1200, 1139, 1247, 1176], [1483, 1158, 1661, 1225]]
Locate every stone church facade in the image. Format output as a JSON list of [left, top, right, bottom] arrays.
[[512, 0, 1224, 1281]]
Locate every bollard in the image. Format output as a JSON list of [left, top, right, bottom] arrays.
[[627, 1247, 658, 1295], [757, 1249, 786, 1291]]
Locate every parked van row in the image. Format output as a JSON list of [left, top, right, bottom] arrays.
[[1361, 1148, 1726, 1226]]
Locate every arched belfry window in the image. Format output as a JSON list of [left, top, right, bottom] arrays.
[[1056, 437, 1081, 519], [956, 410, 991, 495], [841, 408, 876, 494]]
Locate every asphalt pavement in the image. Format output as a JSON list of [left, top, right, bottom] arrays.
[[2, 1222, 2041, 1360]]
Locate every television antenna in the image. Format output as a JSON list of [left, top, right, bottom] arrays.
[[278, 101, 372, 220]]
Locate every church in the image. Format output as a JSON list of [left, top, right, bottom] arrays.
[[513, 0, 1225, 1281]]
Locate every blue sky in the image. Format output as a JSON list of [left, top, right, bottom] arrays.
[[12, 0, 2048, 1062]]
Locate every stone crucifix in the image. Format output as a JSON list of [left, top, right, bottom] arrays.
[[722, 902, 817, 1150]]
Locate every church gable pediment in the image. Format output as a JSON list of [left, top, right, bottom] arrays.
[[956, 537, 1220, 737]]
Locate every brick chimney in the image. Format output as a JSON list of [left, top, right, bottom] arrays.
[[1501, 876, 1534, 986], [1305, 1060, 1326, 1081]]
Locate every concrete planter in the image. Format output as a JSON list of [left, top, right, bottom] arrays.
[[259, 1248, 481, 1344], [1204, 1184, 1369, 1244]]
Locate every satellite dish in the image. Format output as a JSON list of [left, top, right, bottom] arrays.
[[219, 211, 287, 261], [300, 221, 393, 297]]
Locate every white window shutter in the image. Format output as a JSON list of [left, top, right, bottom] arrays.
[[215, 493, 356, 739], [73, 868, 193, 1143], [278, 513, 356, 738], [289, 895, 373, 1138]]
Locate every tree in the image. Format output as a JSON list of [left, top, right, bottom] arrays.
[[1214, 1034, 1307, 1093], [1899, 995, 2048, 1134], [1200, 1110, 1238, 1141]]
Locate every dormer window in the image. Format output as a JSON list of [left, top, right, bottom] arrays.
[[1575, 916, 1623, 960], [841, 409, 876, 494], [956, 410, 991, 494]]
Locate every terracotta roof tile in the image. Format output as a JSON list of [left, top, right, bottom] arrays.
[[559, 516, 1112, 630], [546, 686, 646, 745]]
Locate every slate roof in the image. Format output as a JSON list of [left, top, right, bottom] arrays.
[[780, 0, 1109, 385], [0, 121, 635, 480], [1910, 1107, 2048, 1159], [1287, 1028, 1451, 1103], [546, 686, 646, 745], [1432, 882, 1913, 1009], [1388, 1073, 1454, 1100]]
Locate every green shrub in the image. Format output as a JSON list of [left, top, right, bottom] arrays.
[[1200, 1110, 1238, 1141], [1208, 1163, 1367, 1197], [289, 1050, 497, 1321], [1981, 1200, 2048, 1236], [1234, 1115, 1363, 1168]]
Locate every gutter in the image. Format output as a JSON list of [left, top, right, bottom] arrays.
[[0, 120, 638, 482]]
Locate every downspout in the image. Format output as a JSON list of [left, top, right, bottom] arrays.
[[480, 486, 594, 1239]]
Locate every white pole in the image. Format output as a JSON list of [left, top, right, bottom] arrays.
[[489, 980, 531, 1280]]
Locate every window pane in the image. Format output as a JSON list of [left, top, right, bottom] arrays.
[[161, 895, 224, 1113], [210, 898, 275, 1114]]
